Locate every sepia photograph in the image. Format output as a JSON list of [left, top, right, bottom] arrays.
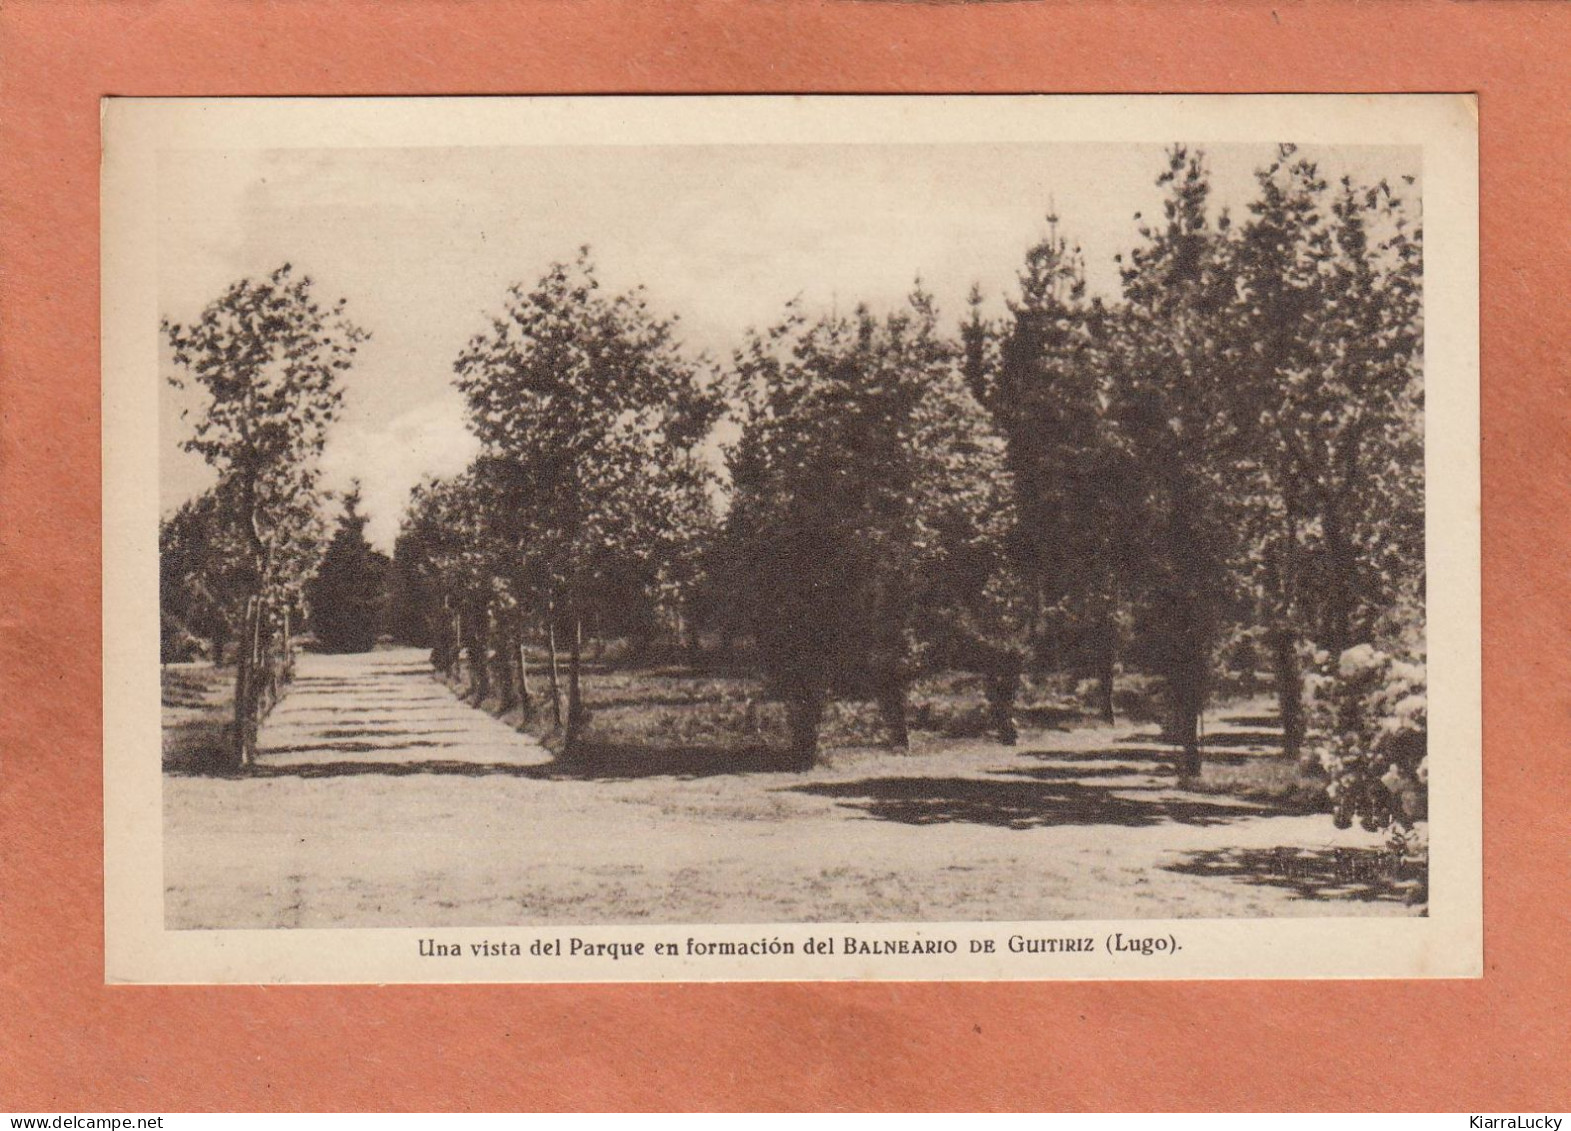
[[6, 0, 1557, 1109], [103, 95, 1480, 982]]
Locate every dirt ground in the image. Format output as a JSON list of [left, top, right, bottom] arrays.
[[163, 646, 1425, 929]]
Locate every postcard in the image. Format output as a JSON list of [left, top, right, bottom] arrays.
[[102, 94, 1480, 983]]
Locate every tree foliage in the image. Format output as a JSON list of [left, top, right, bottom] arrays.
[[165, 265, 365, 600], [159, 490, 249, 663], [1103, 148, 1248, 774], [977, 219, 1135, 723], [720, 288, 1020, 765], [306, 484, 390, 653]]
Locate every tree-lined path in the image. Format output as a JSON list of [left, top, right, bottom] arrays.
[[159, 143, 1430, 931], [254, 647, 551, 771]]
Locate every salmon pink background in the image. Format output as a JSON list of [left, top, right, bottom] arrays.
[[1, 0, 1566, 1112]]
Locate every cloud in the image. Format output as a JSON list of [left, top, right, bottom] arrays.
[[319, 394, 480, 553]]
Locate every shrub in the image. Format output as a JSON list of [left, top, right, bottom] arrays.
[[1306, 644, 1428, 834]]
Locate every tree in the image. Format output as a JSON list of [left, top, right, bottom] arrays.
[[164, 264, 368, 768], [1303, 174, 1425, 655], [306, 484, 389, 653], [1229, 147, 1425, 760], [385, 529, 435, 649], [1107, 149, 1245, 775], [398, 470, 516, 705], [1225, 148, 1332, 761], [452, 251, 721, 754], [159, 490, 249, 664], [979, 217, 1135, 723], [723, 288, 1019, 767]]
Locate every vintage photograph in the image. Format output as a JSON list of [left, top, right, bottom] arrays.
[[105, 96, 1480, 981]]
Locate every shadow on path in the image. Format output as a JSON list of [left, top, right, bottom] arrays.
[[313, 727, 472, 740], [547, 740, 798, 780], [1219, 714, 1281, 728], [177, 741, 795, 782], [1162, 845, 1426, 904], [787, 775, 1274, 830], [261, 739, 463, 756], [1058, 744, 1281, 769], [1003, 763, 1166, 784], [223, 759, 561, 780], [1114, 731, 1283, 750]]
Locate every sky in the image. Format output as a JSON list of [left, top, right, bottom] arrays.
[[158, 141, 1418, 552]]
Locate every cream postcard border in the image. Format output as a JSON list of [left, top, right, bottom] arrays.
[[102, 94, 1481, 984]]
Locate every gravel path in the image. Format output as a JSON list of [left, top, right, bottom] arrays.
[[253, 649, 552, 771]]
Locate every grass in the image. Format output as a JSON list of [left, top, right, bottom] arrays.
[[1187, 755, 1331, 814], [161, 662, 234, 772], [522, 663, 1094, 760], [444, 649, 1331, 809]]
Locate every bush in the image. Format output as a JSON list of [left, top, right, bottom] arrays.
[[1307, 644, 1428, 834]]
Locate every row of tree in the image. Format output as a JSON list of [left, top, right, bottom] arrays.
[[387, 145, 1424, 773], [161, 266, 371, 766], [159, 146, 1422, 777], [390, 255, 720, 745]]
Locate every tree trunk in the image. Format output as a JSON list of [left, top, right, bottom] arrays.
[[1170, 672, 1203, 776], [1165, 488, 1206, 776], [492, 616, 516, 712], [467, 605, 490, 702], [1323, 512, 1356, 658], [1273, 628, 1308, 766], [984, 660, 1021, 746], [1096, 621, 1116, 726], [282, 606, 294, 682], [1032, 577, 1050, 666], [263, 616, 280, 715], [565, 613, 589, 753], [231, 595, 261, 772], [784, 686, 825, 771], [682, 609, 703, 667], [213, 619, 230, 668], [512, 635, 533, 720], [1174, 707, 1201, 776], [1088, 580, 1118, 724], [231, 628, 251, 771], [428, 601, 450, 674], [876, 678, 910, 751], [1273, 493, 1309, 766], [248, 598, 266, 740], [546, 617, 563, 729]]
